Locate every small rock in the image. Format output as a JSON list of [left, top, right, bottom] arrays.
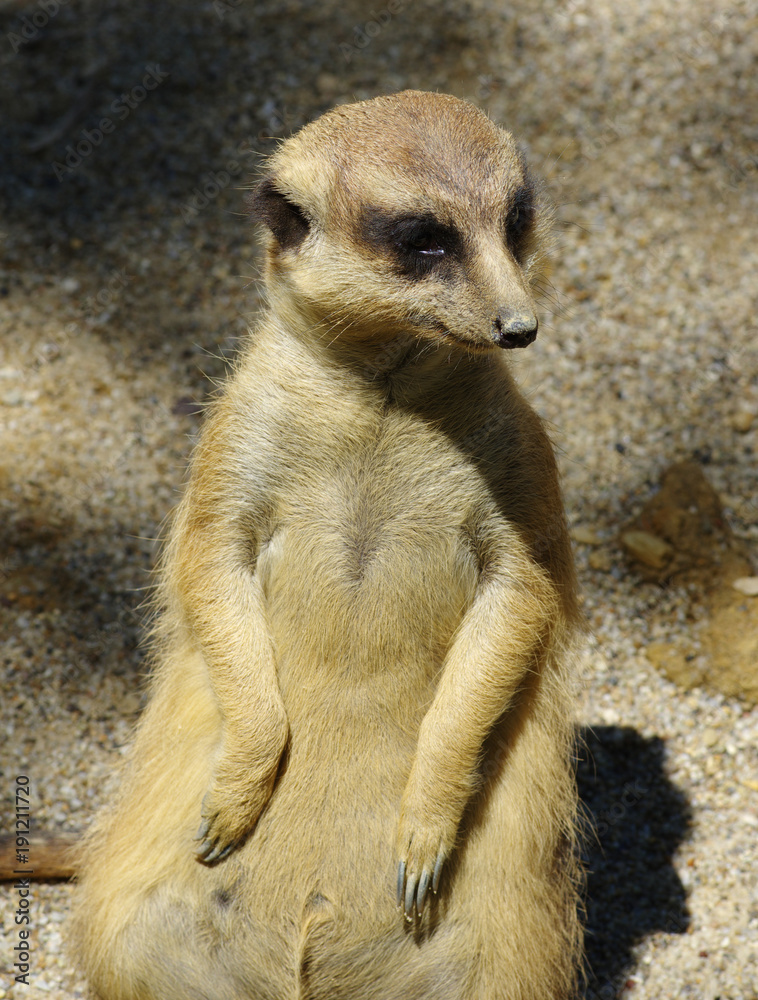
[[702, 727, 720, 748], [620, 529, 673, 569], [588, 549, 613, 571], [598, 706, 619, 726], [571, 525, 602, 545], [732, 577, 758, 596], [60, 277, 80, 294], [730, 409, 755, 433]]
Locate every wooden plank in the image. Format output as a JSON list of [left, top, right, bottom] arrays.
[[0, 833, 78, 881]]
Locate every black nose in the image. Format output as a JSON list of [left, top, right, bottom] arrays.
[[492, 309, 538, 349]]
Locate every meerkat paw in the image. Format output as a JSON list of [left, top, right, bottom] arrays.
[[195, 786, 260, 864], [195, 717, 288, 863], [395, 805, 458, 920], [195, 769, 277, 863]]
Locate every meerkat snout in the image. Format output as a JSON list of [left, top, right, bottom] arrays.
[[492, 307, 538, 349]]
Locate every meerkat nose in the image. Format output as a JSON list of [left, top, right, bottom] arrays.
[[491, 308, 538, 349]]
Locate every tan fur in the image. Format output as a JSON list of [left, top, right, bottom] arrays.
[[70, 91, 584, 1000]]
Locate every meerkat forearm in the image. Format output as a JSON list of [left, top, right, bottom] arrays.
[[169, 502, 289, 862], [397, 533, 558, 916], [186, 569, 288, 862]]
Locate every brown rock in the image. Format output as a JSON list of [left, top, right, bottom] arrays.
[[571, 525, 602, 545], [730, 409, 755, 433], [703, 578, 758, 703], [620, 529, 674, 569], [625, 462, 758, 703], [645, 641, 706, 689], [621, 461, 751, 585]]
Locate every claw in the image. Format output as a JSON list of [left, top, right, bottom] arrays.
[[404, 872, 417, 920], [417, 868, 430, 913], [195, 818, 210, 842], [203, 845, 221, 863], [196, 834, 236, 865], [432, 850, 445, 892], [396, 861, 406, 908], [196, 838, 214, 860]]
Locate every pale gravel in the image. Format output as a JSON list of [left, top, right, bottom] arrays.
[[0, 0, 756, 997]]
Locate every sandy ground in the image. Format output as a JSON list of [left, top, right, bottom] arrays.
[[0, 0, 756, 997]]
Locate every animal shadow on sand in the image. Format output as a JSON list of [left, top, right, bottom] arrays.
[[577, 725, 693, 999]]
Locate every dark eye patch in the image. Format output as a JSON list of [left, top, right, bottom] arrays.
[[504, 183, 535, 263], [359, 208, 462, 279], [249, 178, 311, 251]]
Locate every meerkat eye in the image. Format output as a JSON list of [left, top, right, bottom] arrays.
[[395, 218, 453, 257], [359, 208, 461, 279], [504, 184, 535, 263], [403, 230, 446, 255], [391, 217, 462, 278]]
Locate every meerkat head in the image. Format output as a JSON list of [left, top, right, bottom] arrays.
[[251, 91, 552, 355]]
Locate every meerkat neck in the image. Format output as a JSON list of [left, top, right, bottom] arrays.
[[262, 308, 497, 409]]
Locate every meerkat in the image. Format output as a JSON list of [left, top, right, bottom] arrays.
[[70, 90, 584, 1000]]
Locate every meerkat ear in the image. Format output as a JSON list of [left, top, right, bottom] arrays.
[[249, 178, 311, 251]]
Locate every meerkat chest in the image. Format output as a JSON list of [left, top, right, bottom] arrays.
[[256, 409, 484, 683], [280, 413, 479, 571]]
